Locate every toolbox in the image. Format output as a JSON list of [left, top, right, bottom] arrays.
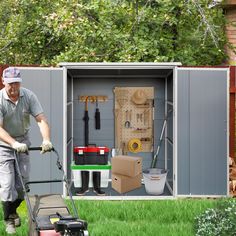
[[74, 146, 109, 165]]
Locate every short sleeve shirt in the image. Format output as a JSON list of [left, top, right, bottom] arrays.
[[0, 87, 43, 137]]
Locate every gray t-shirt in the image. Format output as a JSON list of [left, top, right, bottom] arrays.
[[0, 87, 43, 138]]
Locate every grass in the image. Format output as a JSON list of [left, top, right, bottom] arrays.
[[0, 201, 28, 236], [69, 199, 218, 236], [0, 199, 218, 236]]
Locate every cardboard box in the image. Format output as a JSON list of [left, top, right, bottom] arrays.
[[112, 173, 142, 194], [111, 155, 142, 177]]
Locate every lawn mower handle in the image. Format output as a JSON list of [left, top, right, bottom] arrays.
[[28, 146, 55, 152], [0, 144, 80, 222], [0, 145, 55, 152]]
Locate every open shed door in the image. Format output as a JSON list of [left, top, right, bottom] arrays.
[[176, 67, 229, 196], [20, 67, 64, 194]]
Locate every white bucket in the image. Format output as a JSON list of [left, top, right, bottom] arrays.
[[143, 168, 168, 195]]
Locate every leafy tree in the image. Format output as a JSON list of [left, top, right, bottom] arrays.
[[0, 0, 228, 65]]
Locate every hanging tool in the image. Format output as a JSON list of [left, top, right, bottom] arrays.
[[128, 138, 142, 153], [114, 88, 128, 108], [114, 109, 120, 149], [125, 110, 131, 128], [83, 97, 89, 146], [95, 96, 101, 130], [79, 95, 108, 143], [151, 109, 173, 168]]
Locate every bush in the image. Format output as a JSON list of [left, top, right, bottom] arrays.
[[195, 198, 236, 236]]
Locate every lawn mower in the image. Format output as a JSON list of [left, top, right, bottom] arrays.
[[2, 145, 89, 236]]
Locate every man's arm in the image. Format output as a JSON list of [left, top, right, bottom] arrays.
[[35, 113, 50, 141], [35, 113, 53, 153], [0, 124, 16, 146], [0, 123, 28, 152]]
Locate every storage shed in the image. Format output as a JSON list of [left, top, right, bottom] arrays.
[[18, 63, 229, 199]]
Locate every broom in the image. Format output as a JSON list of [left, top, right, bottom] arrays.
[[150, 109, 173, 168]]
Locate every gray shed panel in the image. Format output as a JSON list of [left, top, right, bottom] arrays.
[[177, 68, 228, 195], [21, 68, 64, 194], [177, 70, 190, 195]]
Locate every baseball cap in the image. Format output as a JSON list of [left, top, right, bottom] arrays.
[[2, 67, 22, 83]]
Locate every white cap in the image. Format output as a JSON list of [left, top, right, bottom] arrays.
[[3, 67, 22, 83]]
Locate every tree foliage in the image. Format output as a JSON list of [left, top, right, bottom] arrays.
[[0, 0, 228, 65]]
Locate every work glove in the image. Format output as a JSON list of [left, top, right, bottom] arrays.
[[12, 141, 28, 153], [41, 140, 53, 154]]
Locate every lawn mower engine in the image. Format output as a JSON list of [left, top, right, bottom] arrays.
[[54, 216, 88, 236], [37, 214, 88, 236]]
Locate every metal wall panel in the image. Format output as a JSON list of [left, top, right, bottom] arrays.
[[166, 75, 174, 181], [67, 103, 73, 142], [177, 70, 191, 195], [49, 69, 64, 193], [67, 140, 72, 181], [189, 70, 227, 195], [67, 74, 73, 102], [177, 69, 228, 195], [21, 68, 64, 194]]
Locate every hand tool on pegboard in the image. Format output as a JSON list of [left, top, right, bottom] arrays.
[[79, 95, 108, 143], [95, 96, 101, 129], [83, 97, 90, 146], [114, 87, 154, 153]]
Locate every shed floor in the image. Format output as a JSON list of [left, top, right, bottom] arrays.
[[71, 182, 172, 197]]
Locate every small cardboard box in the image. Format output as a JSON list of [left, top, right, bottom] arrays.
[[112, 173, 142, 194], [111, 155, 142, 177]]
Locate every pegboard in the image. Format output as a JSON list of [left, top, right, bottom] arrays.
[[114, 87, 154, 153]]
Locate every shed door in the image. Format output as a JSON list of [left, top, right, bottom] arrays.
[[176, 68, 228, 195], [20, 67, 64, 194]]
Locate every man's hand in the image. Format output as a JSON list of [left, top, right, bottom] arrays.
[[12, 141, 28, 153], [41, 140, 53, 154]]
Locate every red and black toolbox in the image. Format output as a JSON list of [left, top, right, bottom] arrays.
[[74, 146, 109, 165]]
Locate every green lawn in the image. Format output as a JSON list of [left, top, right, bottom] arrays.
[[0, 199, 218, 236]]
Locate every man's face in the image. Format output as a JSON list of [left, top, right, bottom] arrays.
[[4, 82, 21, 97]]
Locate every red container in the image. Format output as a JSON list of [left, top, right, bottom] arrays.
[[74, 146, 109, 165]]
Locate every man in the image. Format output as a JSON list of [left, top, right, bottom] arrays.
[[0, 67, 53, 234]]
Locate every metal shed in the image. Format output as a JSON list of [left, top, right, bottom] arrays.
[[18, 63, 229, 199]]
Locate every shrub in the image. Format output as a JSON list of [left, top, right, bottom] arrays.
[[195, 198, 236, 236]]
